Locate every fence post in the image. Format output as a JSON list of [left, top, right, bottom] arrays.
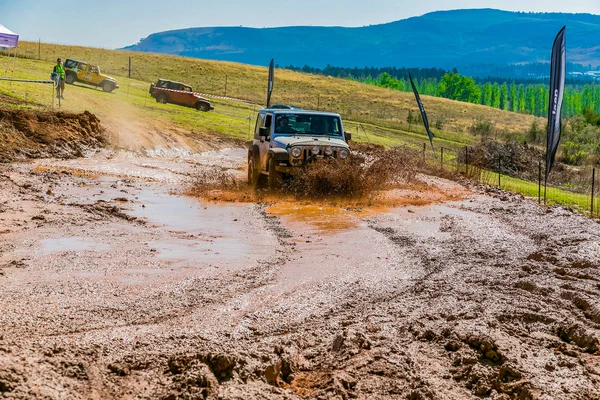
[[538, 161, 542, 204], [498, 152, 501, 188], [38, 39, 40, 60], [592, 168, 596, 216], [128, 57, 131, 79], [440, 147, 444, 171], [422, 143, 426, 162]]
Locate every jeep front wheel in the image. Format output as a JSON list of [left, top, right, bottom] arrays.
[[196, 101, 211, 112], [248, 156, 266, 189], [268, 158, 283, 190], [101, 81, 114, 92], [65, 73, 76, 84]]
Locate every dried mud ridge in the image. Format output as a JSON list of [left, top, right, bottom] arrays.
[[1, 157, 600, 399], [0, 108, 106, 162]]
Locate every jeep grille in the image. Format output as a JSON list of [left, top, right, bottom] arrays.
[[290, 146, 344, 164]]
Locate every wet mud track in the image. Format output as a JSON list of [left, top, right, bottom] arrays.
[[1, 150, 600, 399]]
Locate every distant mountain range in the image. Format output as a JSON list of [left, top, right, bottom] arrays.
[[123, 9, 600, 77]]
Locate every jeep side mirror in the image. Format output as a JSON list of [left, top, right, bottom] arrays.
[[259, 127, 270, 137], [345, 132, 352, 142]]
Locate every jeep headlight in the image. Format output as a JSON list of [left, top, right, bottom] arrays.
[[291, 147, 302, 158], [339, 149, 349, 160], [324, 147, 333, 156], [310, 146, 320, 156]]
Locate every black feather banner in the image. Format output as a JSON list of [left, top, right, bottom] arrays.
[[266, 58, 274, 108], [546, 26, 566, 178], [409, 72, 434, 147]]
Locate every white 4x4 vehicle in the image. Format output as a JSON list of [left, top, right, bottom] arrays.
[[247, 109, 352, 189]]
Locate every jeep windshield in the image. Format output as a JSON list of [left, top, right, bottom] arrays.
[[274, 114, 342, 136]]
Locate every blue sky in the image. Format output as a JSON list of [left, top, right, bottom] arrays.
[[0, 0, 597, 48]]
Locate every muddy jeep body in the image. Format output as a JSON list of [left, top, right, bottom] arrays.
[[63, 58, 119, 92], [247, 109, 352, 189], [149, 79, 213, 112]]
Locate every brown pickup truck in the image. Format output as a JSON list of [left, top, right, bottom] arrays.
[[149, 79, 214, 112]]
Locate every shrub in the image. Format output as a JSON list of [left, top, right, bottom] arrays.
[[470, 117, 494, 138]]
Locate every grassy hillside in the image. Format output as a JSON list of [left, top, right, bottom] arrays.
[[1, 42, 542, 151]]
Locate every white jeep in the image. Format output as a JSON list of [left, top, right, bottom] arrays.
[[247, 109, 352, 189]]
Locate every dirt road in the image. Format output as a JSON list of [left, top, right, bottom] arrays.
[[1, 148, 600, 400]]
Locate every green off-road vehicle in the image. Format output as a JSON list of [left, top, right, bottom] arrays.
[[247, 109, 352, 189]]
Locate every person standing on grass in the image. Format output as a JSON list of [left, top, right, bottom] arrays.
[[53, 58, 65, 100]]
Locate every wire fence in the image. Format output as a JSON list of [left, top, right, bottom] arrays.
[[419, 142, 599, 218]]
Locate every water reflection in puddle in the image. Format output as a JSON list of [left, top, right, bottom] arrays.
[[266, 203, 362, 234], [149, 237, 254, 267], [382, 203, 479, 240], [130, 189, 273, 268], [40, 237, 110, 255]]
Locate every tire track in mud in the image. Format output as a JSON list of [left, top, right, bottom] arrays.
[[471, 198, 600, 344], [358, 209, 570, 399], [36, 204, 299, 339]]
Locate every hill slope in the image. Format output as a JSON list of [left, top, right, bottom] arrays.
[[123, 9, 600, 70], [8, 41, 543, 153]]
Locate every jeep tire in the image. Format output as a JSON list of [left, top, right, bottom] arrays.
[[268, 158, 283, 190], [65, 73, 76, 85], [248, 156, 266, 189], [196, 101, 211, 112], [101, 81, 114, 92], [156, 93, 169, 104]]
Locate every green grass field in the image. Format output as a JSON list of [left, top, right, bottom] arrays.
[[0, 50, 485, 150], [480, 170, 598, 215], [5, 41, 544, 136]]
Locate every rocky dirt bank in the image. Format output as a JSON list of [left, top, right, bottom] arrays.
[[0, 108, 106, 162]]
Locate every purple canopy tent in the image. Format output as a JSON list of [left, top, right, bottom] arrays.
[[0, 25, 19, 48], [0, 24, 19, 78]]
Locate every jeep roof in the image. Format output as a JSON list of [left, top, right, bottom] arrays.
[[157, 78, 190, 86], [270, 104, 302, 110], [260, 109, 341, 118]]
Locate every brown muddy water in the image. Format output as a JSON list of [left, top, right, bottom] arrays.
[[1, 148, 600, 400]]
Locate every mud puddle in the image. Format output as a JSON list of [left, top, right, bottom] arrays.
[[130, 188, 273, 268], [265, 203, 363, 234], [380, 202, 480, 240], [39, 237, 111, 255]]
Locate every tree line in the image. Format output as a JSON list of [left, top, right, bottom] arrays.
[[370, 72, 600, 118], [283, 64, 449, 81], [283, 65, 600, 117]]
